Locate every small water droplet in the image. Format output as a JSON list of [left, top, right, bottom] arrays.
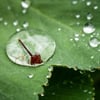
[[21, 0, 31, 9], [7, 6, 11, 10], [28, 74, 34, 78], [33, 92, 37, 95], [89, 38, 100, 48], [58, 28, 62, 31], [90, 56, 94, 59], [16, 28, 21, 32], [76, 22, 80, 25], [40, 93, 44, 96], [46, 72, 52, 78], [86, 1, 91, 6], [94, 5, 98, 10], [6, 30, 56, 67], [83, 89, 88, 93], [83, 23, 95, 34], [87, 13, 93, 20], [0, 17, 3, 21], [13, 20, 18, 26], [4, 21, 8, 26], [74, 37, 79, 41], [22, 9, 27, 14], [48, 66, 53, 72], [88, 91, 92, 94], [75, 14, 80, 19], [72, 0, 78, 5], [23, 22, 29, 28], [74, 33, 79, 41]]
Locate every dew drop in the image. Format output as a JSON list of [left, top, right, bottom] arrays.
[[90, 56, 94, 59], [75, 14, 80, 19], [74, 33, 79, 41], [46, 72, 52, 78], [13, 20, 18, 26], [23, 22, 29, 28], [21, 0, 31, 9], [22, 9, 27, 14], [48, 66, 53, 72], [94, 5, 98, 10], [88, 91, 92, 94], [72, 0, 78, 5], [4, 21, 8, 26], [0, 17, 3, 21], [87, 13, 93, 20], [40, 93, 44, 96], [89, 38, 100, 48], [83, 23, 95, 34], [6, 30, 56, 67], [28, 74, 34, 78], [86, 1, 91, 6]]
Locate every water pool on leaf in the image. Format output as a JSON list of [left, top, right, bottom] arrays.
[[6, 30, 56, 67]]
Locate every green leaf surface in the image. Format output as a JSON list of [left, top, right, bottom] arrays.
[[0, 0, 99, 100], [40, 67, 94, 100]]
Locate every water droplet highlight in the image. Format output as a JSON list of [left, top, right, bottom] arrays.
[[75, 14, 80, 19], [13, 20, 18, 26], [83, 23, 95, 34], [86, 1, 91, 6], [72, 0, 78, 5], [6, 30, 56, 67], [89, 38, 100, 48], [28, 74, 34, 78], [87, 13, 93, 20], [23, 22, 29, 28], [21, 0, 31, 9]]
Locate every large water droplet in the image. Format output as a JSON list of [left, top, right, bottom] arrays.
[[21, 0, 31, 9], [89, 38, 100, 48], [6, 30, 56, 67], [83, 23, 95, 34]]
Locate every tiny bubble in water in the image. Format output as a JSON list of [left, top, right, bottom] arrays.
[[48, 66, 53, 72], [4, 21, 8, 26], [75, 14, 80, 19], [13, 20, 18, 26], [23, 22, 29, 28], [0, 17, 3, 21]]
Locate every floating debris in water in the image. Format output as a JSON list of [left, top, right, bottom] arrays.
[[6, 30, 56, 67]]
